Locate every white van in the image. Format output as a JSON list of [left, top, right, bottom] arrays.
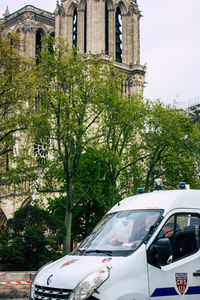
[[30, 187, 200, 299]]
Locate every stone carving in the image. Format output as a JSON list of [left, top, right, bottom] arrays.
[[54, 2, 66, 17], [21, 18, 37, 32], [3, 6, 10, 18], [2, 5, 55, 29]]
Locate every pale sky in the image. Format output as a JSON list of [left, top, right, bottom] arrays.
[[0, 0, 200, 108]]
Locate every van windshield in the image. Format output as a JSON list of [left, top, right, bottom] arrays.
[[73, 209, 163, 256]]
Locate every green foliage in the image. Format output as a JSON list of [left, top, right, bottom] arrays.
[[0, 33, 199, 258], [98, 94, 146, 202], [29, 37, 126, 253], [0, 205, 64, 270], [73, 147, 113, 240], [135, 100, 200, 191], [48, 147, 116, 244], [0, 29, 38, 182], [24, 37, 200, 251]]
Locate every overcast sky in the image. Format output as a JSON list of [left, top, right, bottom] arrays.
[[0, 0, 200, 108]]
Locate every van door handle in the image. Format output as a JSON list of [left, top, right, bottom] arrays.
[[193, 270, 200, 276]]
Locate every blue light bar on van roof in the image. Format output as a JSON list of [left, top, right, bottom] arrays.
[[179, 182, 186, 189], [138, 188, 144, 194]]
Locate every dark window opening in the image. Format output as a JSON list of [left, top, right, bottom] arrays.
[[73, 8, 78, 48], [6, 153, 9, 171], [84, 3, 87, 53], [7, 33, 17, 50], [115, 7, 122, 63], [36, 29, 44, 64], [105, 2, 109, 54], [48, 32, 55, 55]]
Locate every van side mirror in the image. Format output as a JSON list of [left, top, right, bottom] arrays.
[[147, 238, 172, 268]]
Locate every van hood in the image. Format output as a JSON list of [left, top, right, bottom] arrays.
[[34, 255, 123, 289]]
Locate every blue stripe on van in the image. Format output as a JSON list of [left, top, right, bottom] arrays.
[[185, 286, 200, 295], [151, 287, 178, 297]]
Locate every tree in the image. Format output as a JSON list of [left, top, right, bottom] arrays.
[[98, 94, 146, 204], [97, 98, 200, 195], [27, 38, 125, 254], [47, 147, 112, 245], [0, 205, 64, 270], [0, 28, 38, 181], [9, 36, 199, 256], [135, 101, 200, 191]]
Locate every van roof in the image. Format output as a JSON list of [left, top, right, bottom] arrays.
[[108, 190, 200, 216]]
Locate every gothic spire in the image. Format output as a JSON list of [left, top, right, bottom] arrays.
[[3, 6, 10, 18]]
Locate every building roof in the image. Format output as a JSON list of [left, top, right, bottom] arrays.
[[1, 5, 55, 28]]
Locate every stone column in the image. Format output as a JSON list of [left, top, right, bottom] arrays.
[[77, 9, 85, 53], [109, 8, 115, 60], [132, 8, 140, 64], [122, 13, 128, 64], [55, 6, 61, 37], [100, 1, 105, 54], [66, 14, 73, 47], [59, 5, 66, 37], [60, 14, 68, 38], [87, 0, 105, 54], [24, 30, 33, 57]]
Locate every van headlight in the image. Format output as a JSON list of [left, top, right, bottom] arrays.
[[69, 266, 110, 300]]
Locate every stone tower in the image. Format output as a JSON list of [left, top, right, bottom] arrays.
[[1, 1, 145, 94], [55, 0, 145, 93]]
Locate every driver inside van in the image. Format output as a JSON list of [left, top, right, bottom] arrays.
[[163, 223, 174, 239]]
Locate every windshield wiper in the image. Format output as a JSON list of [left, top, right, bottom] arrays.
[[72, 248, 86, 255], [85, 249, 113, 256]]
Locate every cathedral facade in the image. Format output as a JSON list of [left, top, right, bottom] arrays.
[[1, 0, 145, 93], [0, 0, 145, 224]]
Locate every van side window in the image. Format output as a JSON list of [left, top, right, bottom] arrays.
[[173, 214, 200, 260], [148, 213, 200, 267]]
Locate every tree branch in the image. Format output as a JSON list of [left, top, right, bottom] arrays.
[[0, 127, 26, 142], [115, 153, 151, 180]]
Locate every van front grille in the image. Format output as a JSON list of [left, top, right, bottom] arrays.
[[34, 284, 72, 299]]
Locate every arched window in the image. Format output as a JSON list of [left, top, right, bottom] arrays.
[[115, 7, 122, 63], [48, 32, 55, 54], [36, 28, 45, 64], [84, 3, 87, 53], [16, 28, 20, 35], [7, 32, 15, 49], [105, 2, 109, 54], [73, 8, 78, 47]]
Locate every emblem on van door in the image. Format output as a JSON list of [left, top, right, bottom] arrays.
[[47, 275, 53, 286], [175, 273, 187, 295]]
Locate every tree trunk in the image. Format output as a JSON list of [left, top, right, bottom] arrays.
[[63, 180, 73, 255], [108, 168, 117, 208]]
